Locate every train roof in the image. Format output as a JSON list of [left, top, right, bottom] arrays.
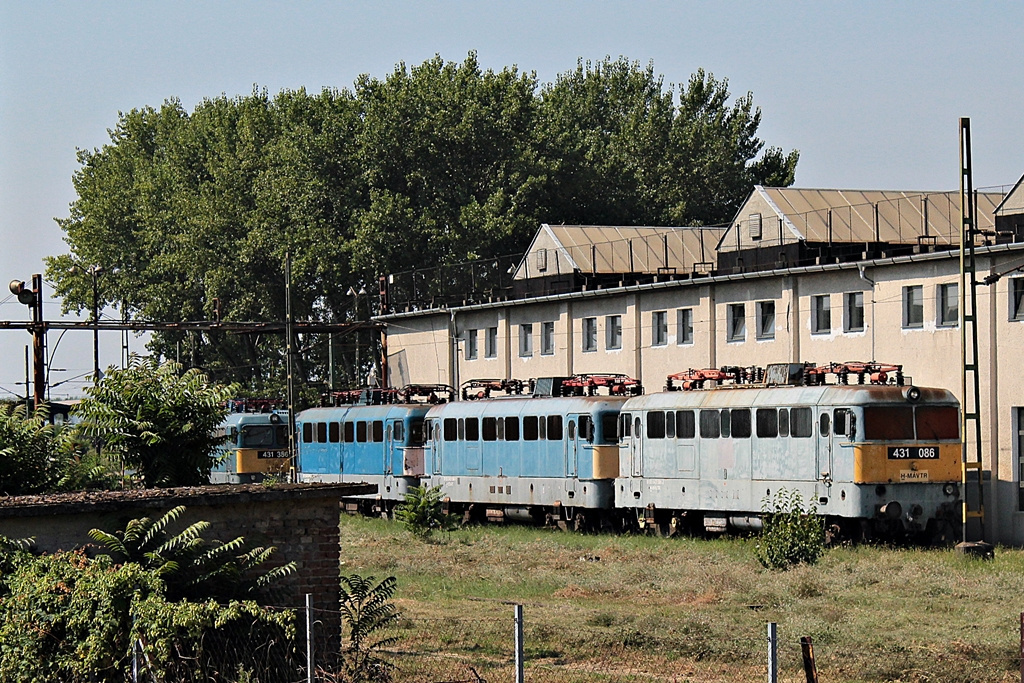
[[424, 394, 630, 419], [621, 384, 957, 411], [222, 410, 287, 426]]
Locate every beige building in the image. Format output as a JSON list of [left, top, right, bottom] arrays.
[[380, 184, 1024, 544]]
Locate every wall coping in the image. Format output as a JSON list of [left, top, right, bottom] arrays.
[[0, 483, 376, 518]]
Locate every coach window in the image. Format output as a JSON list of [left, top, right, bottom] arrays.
[[676, 410, 696, 439], [302, 423, 313, 443], [756, 408, 778, 438], [344, 422, 355, 442], [665, 411, 675, 438], [329, 422, 340, 443], [356, 421, 368, 443], [523, 416, 539, 440], [819, 413, 831, 437], [778, 409, 790, 437], [443, 418, 457, 441], [732, 409, 751, 438], [720, 410, 732, 438], [620, 412, 632, 438], [505, 416, 520, 440], [483, 417, 497, 441], [700, 410, 720, 439], [465, 417, 479, 441], [372, 420, 384, 442], [393, 421, 404, 443], [539, 416, 547, 440], [790, 408, 812, 438], [316, 422, 327, 443], [647, 411, 666, 439]]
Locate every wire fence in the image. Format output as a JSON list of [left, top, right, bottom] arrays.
[[134, 599, 1022, 683]]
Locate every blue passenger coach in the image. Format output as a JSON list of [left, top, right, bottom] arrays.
[[423, 376, 640, 529], [296, 386, 453, 513]]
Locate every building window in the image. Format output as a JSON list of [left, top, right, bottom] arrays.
[[485, 327, 498, 358], [652, 311, 668, 346], [756, 301, 775, 340], [606, 315, 622, 350], [727, 303, 745, 342], [903, 285, 924, 328], [582, 317, 597, 352], [844, 292, 864, 332], [749, 213, 762, 240], [1018, 407, 1024, 511], [541, 321, 555, 355], [465, 329, 478, 360], [937, 283, 958, 327], [811, 295, 831, 334], [519, 323, 533, 357], [677, 308, 693, 345], [1011, 279, 1024, 321]]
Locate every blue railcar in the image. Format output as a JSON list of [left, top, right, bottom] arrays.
[[422, 387, 631, 529], [210, 400, 290, 484], [296, 386, 451, 513]]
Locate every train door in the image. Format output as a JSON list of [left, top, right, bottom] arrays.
[[384, 419, 398, 494], [815, 407, 833, 504], [631, 414, 643, 476], [431, 419, 443, 474], [565, 415, 580, 492]]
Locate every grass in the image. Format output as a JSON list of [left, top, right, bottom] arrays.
[[338, 515, 1023, 682]]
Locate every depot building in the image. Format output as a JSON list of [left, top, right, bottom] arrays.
[[378, 181, 1024, 544]]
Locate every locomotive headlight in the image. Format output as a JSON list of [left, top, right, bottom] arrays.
[[942, 483, 959, 497], [903, 386, 922, 402]]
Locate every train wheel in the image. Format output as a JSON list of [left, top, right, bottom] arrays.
[[573, 513, 587, 533]]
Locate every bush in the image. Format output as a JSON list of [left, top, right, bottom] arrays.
[[755, 488, 826, 570], [395, 485, 458, 541], [0, 403, 75, 495], [338, 575, 400, 683]]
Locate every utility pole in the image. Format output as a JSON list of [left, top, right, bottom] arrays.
[[285, 252, 297, 482]]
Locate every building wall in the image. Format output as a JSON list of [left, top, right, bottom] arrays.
[[384, 248, 1024, 543]]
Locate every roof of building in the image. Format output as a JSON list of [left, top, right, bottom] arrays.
[[995, 174, 1024, 216], [719, 186, 1004, 252], [513, 224, 726, 280]]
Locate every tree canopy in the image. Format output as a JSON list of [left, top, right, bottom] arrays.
[[47, 54, 798, 393]]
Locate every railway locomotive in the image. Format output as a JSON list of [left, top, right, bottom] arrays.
[[295, 385, 454, 514], [210, 399, 290, 484], [617, 363, 961, 542]]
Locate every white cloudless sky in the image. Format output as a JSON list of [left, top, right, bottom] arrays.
[[0, 1, 1021, 396]]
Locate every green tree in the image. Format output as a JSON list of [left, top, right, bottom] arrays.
[[72, 356, 236, 487], [0, 403, 73, 495]]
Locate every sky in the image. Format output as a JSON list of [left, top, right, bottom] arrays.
[[1, 1, 1022, 398]]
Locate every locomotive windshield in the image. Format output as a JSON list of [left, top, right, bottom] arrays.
[[863, 405, 959, 441], [241, 425, 275, 447]]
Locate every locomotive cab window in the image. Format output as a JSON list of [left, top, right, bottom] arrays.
[[620, 413, 632, 438], [302, 423, 313, 443], [372, 420, 384, 442], [601, 413, 618, 443], [915, 406, 959, 440], [505, 416, 520, 440], [443, 418, 457, 441], [863, 406, 913, 440], [483, 417, 498, 441], [523, 416, 539, 440], [732, 409, 751, 438], [276, 425, 288, 446], [243, 425, 276, 447], [316, 422, 328, 443], [465, 417, 479, 441], [344, 422, 355, 443], [357, 421, 368, 443], [393, 421, 404, 443], [756, 409, 778, 438], [790, 408, 812, 438]]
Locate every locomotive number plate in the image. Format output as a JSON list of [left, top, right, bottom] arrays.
[[257, 450, 289, 459], [887, 446, 940, 460]]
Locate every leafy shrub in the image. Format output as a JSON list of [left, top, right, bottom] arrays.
[[0, 403, 74, 495], [395, 485, 458, 540], [88, 505, 296, 602], [337, 575, 401, 683], [755, 488, 826, 570], [73, 356, 237, 487]]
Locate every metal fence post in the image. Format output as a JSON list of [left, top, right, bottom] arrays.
[[306, 593, 314, 683], [767, 622, 777, 683], [514, 604, 524, 683], [1019, 612, 1023, 683]]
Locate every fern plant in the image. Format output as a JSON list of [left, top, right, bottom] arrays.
[[395, 485, 458, 541], [338, 575, 400, 683], [88, 505, 295, 601]]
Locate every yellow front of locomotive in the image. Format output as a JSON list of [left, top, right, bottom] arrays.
[[848, 386, 961, 539]]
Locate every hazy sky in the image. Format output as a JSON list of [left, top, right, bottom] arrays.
[[1, 1, 1021, 397]]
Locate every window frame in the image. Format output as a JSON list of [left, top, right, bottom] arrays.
[[540, 321, 555, 355], [1011, 279, 1024, 322], [605, 315, 622, 350], [484, 326, 498, 358], [677, 308, 693, 345], [726, 303, 746, 342], [937, 283, 958, 327], [652, 310, 668, 347], [844, 291, 865, 332], [903, 285, 924, 329], [756, 300, 775, 340], [519, 323, 534, 357], [582, 317, 597, 352], [811, 295, 831, 334], [465, 328, 478, 360]]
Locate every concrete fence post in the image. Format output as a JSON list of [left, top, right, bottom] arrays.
[[306, 593, 315, 683], [514, 603, 524, 683], [767, 622, 777, 683]]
